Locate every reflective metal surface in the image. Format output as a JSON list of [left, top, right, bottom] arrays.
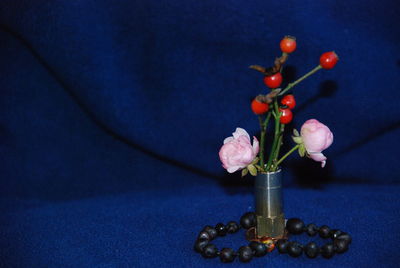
[[254, 170, 286, 238], [246, 227, 288, 244]]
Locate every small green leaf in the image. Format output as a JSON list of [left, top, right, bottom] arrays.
[[255, 165, 262, 171], [292, 136, 303, 144], [251, 157, 260, 165], [241, 168, 248, 177], [298, 144, 306, 157], [248, 164, 257, 176], [293, 129, 300, 137]]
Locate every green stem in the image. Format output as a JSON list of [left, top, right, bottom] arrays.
[[258, 116, 263, 130], [264, 112, 272, 126], [279, 65, 322, 96], [258, 112, 271, 171], [272, 124, 285, 170], [258, 116, 265, 169], [275, 144, 300, 168], [266, 100, 281, 170]]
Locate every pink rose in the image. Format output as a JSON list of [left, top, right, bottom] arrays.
[[300, 119, 333, 168], [219, 128, 259, 173]]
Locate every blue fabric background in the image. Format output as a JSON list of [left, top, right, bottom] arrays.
[[0, 0, 399, 267]]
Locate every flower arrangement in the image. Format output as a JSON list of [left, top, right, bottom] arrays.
[[219, 36, 337, 176]]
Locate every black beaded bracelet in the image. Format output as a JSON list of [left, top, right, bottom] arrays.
[[194, 212, 351, 263], [277, 218, 352, 258]]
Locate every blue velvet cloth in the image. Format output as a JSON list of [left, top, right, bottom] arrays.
[[0, 1, 399, 267]]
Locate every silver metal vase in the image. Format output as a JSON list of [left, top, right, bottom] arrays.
[[254, 170, 286, 239]]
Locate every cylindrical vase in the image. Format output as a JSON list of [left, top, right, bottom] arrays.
[[254, 170, 286, 238]]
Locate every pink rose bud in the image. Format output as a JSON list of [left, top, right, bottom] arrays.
[[300, 119, 333, 168], [219, 128, 259, 173]]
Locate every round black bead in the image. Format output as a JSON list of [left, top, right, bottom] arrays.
[[202, 226, 218, 240], [219, 248, 235, 263], [336, 233, 352, 244], [287, 241, 303, 257], [330, 229, 343, 239], [240, 212, 256, 229], [276, 239, 289, 254], [319, 225, 331, 238], [304, 242, 319, 258], [321, 243, 335, 259], [194, 239, 209, 253], [238, 246, 253, 263], [215, 223, 227, 236], [249, 241, 267, 257], [201, 244, 218, 258], [334, 239, 349, 254], [226, 221, 240, 234], [198, 231, 211, 240], [306, 223, 318, 236], [286, 218, 305, 235]]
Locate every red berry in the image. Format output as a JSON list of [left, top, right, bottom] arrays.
[[279, 107, 293, 124], [319, 51, 339, 69], [281, 94, 296, 109], [251, 99, 269, 115], [263, 72, 282, 89], [280, 36, 297, 54]]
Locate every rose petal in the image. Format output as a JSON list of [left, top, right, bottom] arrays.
[[219, 128, 258, 173], [325, 131, 334, 149], [301, 119, 333, 156], [237, 135, 252, 145], [302, 128, 330, 152], [233, 127, 250, 141], [252, 136, 259, 155], [309, 152, 326, 162], [227, 166, 240, 173], [309, 152, 327, 167], [223, 136, 234, 144]]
